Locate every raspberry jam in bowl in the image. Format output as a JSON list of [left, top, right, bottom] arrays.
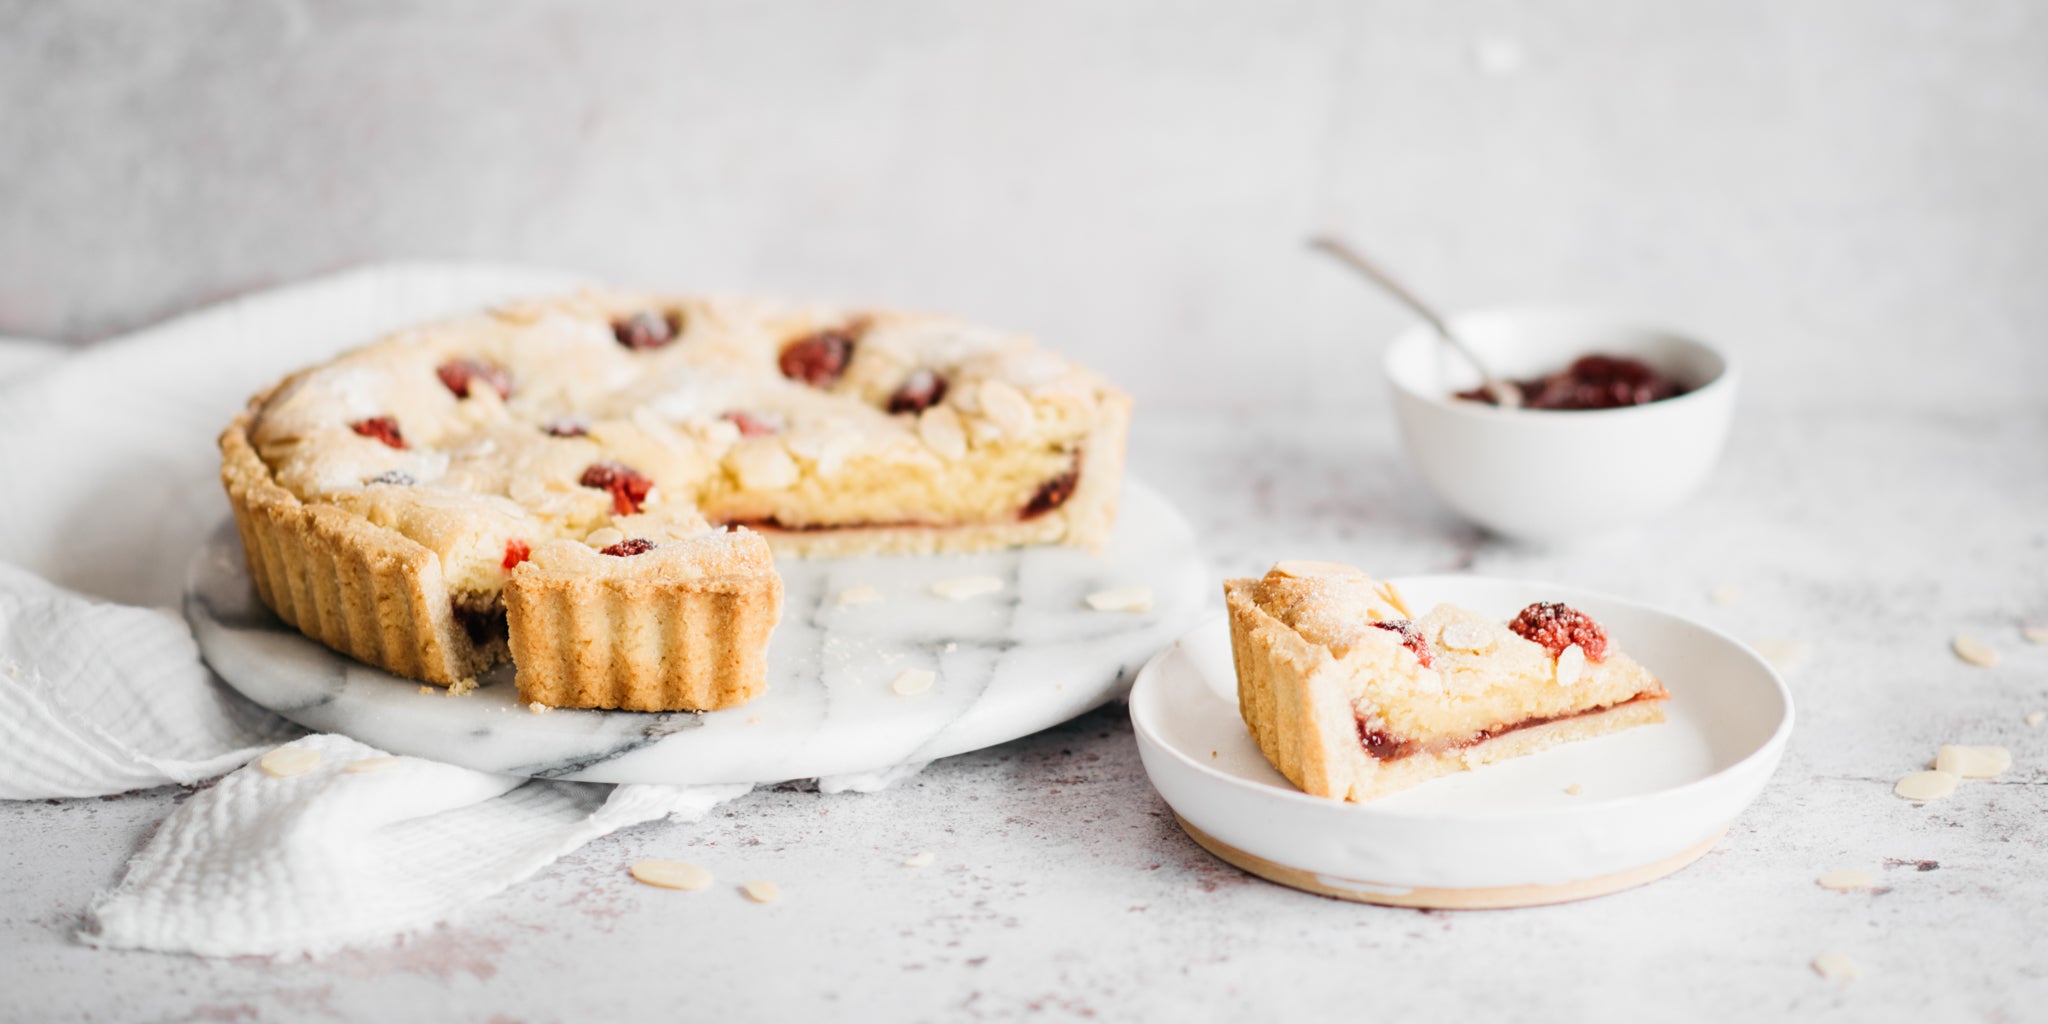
[[1454, 353, 1687, 411], [1382, 308, 1737, 543]]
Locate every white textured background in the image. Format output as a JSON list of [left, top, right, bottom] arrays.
[[5, 1, 2047, 411]]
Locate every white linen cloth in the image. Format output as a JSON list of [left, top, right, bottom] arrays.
[[83, 734, 750, 957], [0, 266, 919, 958]]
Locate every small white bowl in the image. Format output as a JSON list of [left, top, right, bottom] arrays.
[[1384, 309, 1738, 543], [1130, 575, 1791, 908]]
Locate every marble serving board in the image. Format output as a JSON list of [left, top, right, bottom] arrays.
[[185, 480, 1209, 785]]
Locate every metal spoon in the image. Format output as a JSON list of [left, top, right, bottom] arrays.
[[1309, 235, 1523, 409]]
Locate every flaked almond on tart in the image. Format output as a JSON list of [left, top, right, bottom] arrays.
[[1224, 561, 1669, 802]]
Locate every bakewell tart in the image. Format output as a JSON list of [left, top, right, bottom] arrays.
[[1224, 561, 1669, 802], [219, 291, 1131, 711]]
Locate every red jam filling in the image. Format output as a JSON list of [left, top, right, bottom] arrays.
[[1459, 354, 1684, 410]]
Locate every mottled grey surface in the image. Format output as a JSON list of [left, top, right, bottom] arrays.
[[6, 407, 2047, 1022], [4, 1, 2048, 413]]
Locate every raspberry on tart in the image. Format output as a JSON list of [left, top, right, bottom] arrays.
[[613, 310, 681, 350], [541, 417, 590, 438], [436, 358, 513, 400], [777, 324, 860, 386], [887, 369, 948, 415], [349, 416, 407, 449], [1508, 601, 1609, 661], [721, 411, 781, 438], [1224, 561, 1669, 802], [1369, 619, 1434, 669], [579, 462, 653, 516], [220, 290, 1131, 712]]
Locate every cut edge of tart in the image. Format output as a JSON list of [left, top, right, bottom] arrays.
[[224, 413, 783, 709], [1223, 561, 1669, 803]]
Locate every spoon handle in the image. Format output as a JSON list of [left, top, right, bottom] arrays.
[[1308, 236, 1454, 338], [1308, 235, 1522, 408]]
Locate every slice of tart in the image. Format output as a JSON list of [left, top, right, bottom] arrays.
[[1224, 560, 1669, 802]]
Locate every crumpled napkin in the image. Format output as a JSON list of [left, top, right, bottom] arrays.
[[0, 562, 294, 799], [0, 268, 922, 958], [82, 734, 752, 958]]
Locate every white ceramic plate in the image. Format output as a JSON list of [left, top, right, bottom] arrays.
[[1131, 575, 1792, 907], [187, 479, 1209, 786]]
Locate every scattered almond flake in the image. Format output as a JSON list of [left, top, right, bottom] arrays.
[[892, 669, 937, 696], [835, 585, 884, 608], [1710, 586, 1741, 607], [259, 747, 322, 778], [418, 686, 433, 695], [630, 859, 713, 891], [2024, 623, 2048, 645], [1952, 634, 1997, 668], [447, 677, 478, 697], [585, 527, 626, 549], [1817, 869, 1876, 891], [931, 575, 1004, 600], [1271, 560, 1361, 580], [902, 851, 935, 869], [1934, 744, 2011, 779], [1564, 784, 1583, 796], [2026, 711, 2046, 727], [344, 757, 399, 774], [1438, 621, 1496, 655], [527, 701, 551, 714], [1554, 644, 1587, 688], [1893, 770, 1959, 802], [1084, 586, 1153, 613], [1750, 639, 1810, 673], [741, 879, 781, 904], [1811, 952, 1860, 983]]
